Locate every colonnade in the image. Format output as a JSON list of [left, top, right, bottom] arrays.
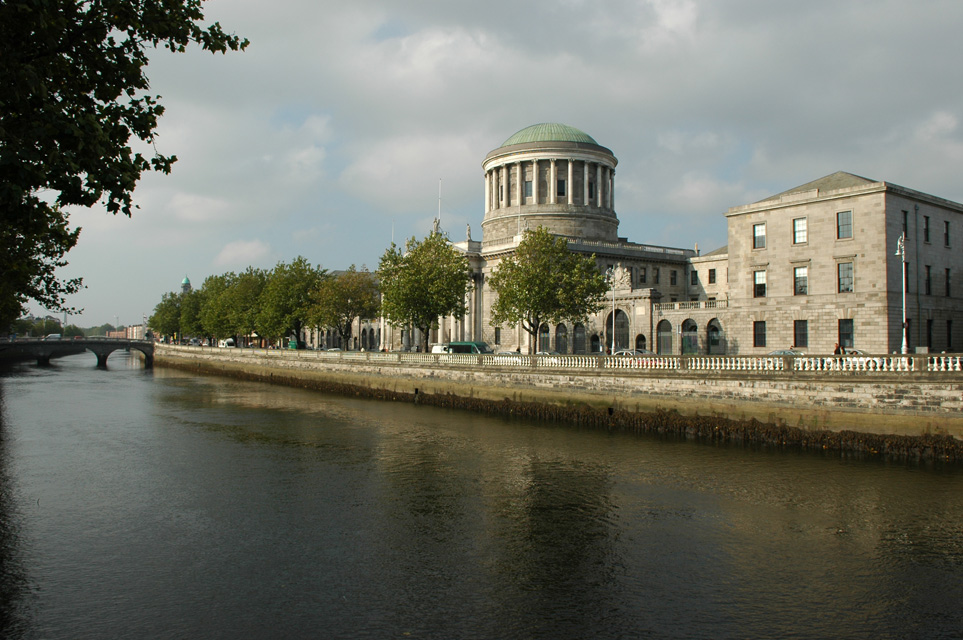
[[484, 159, 614, 212]]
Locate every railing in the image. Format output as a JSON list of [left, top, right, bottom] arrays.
[[654, 299, 730, 313], [163, 345, 963, 375]]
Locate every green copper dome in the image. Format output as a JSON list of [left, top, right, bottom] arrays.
[[500, 123, 598, 147]]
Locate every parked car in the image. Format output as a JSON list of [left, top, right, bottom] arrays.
[[614, 349, 655, 356], [767, 349, 804, 356]]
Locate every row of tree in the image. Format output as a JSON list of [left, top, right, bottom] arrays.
[[150, 227, 610, 354]]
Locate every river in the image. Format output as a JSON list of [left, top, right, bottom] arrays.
[[1, 352, 961, 639]]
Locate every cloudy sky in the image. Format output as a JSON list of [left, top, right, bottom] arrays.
[[45, 0, 963, 327]]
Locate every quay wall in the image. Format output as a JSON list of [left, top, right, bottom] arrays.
[[155, 345, 963, 458]]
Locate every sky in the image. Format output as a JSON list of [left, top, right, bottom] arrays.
[[39, 0, 963, 327]]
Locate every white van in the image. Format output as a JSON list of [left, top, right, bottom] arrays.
[[218, 338, 236, 348], [430, 344, 449, 354]]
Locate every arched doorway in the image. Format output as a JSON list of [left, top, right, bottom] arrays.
[[681, 319, 699, 354], [707, 319, 725, 354], [657, 320, 673, 355], [538, 323, 550, 351], [605, 309, 629, 352], [555, 324, 568, 354], [590, 334, 601, 353], [635, 334, 647, 351], [573, 324, 587, 353]]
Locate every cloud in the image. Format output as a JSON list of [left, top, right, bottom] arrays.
[[214, 240, 272, 269]]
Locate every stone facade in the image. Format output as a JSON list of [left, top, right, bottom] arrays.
[[319, 123, 963, 356]]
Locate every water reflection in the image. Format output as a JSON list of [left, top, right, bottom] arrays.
[[0, 382, 31, 637]]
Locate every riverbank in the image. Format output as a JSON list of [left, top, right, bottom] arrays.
[[155, 345, 963, 462]]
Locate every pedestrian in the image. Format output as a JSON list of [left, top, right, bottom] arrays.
[[833, 342, 842, 355]]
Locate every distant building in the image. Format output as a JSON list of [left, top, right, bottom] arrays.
[[181, 276, 192, 294]]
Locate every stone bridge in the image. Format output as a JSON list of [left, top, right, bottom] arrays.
[[0, 338, 154, 368]]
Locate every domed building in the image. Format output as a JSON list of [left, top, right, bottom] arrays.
[[437, 123, 719, 355]]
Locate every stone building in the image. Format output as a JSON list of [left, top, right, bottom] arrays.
[[356, 123, 963, 355]]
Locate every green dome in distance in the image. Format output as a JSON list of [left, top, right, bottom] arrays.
[[500, 123, 598, 147]]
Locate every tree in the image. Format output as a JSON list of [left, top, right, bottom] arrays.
[[149, 292, 182, 339], [256, 258, 326, 345], [311, 266, 380, 349], [378, 231, 472, 353], [488, 227, 608, 354], [179, 289, 204, 338], [0, 0, 247, 329], [223, 267, 267, 341], [198, 273, 235, 341]]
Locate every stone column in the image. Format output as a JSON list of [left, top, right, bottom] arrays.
[[583, 161, 590, 206], [550, 159, 557, 204], [484, 171, 490, 213], [500, 165, 507, 209], [533, 159, 539, 204], [567, 159, 574, 205], [516, 161, 522, 208], [608, 168, 615, 209], [596, 164, 603, 207]]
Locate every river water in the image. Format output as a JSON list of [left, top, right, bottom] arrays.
[[1, 353, 962, 639]]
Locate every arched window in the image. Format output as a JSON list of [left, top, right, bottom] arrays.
[[573, 324, 586, 353], [590, 334, 601, 353], [538, 324, 550, 351], [605, 309, 629, 351], [682, 319, 699, 354], [635, 334, 647, 350], [657, 320, 673, 355], [555, 324, 568, 354], [707, 319, 724, 355]]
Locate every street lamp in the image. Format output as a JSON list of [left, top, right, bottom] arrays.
[[895, 232, 908, 354]]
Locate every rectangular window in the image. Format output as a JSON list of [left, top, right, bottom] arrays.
[[670, 270, 678, 286], [588, 182, 595, 199], [838, 262, 854, 293], [838, 319, 854, 350], [690, 270, 698, 286], [708, 269, 716, 284], [753, 321, 767, 348], [925, 265, 932, 295], [792, 218, 807, 244], [946, 268, 952, 297], [794, 320, 808, 349], [524, 180, 533, 198], [945, 220, 951, 247], [836, 210, 853, 239], [557, 179, 566, 197], [754, 270, 767, 298], [753, 223, 766, 249], [927, 319, 934, 349], [794, 266, 808, 295], [639, 267, 647, 284], [948, 319, 954, 352], [924, 216, 931, 243], [499, 185, 504, 202], [902, 210, 909, 238], [654, 268, 660, 284], [494, 327, 501, 345]]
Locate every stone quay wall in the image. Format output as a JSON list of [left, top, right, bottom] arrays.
[[155, 345, 963, 460]]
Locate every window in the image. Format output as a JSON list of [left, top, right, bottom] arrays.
[[794, 266, 808, 295], [557, 179, 566, 197], [588, 181, 595, 200], [499, 185, 504, 202], [945, 220, 951, 247], [838, 262, 854, 293], [753, 223, 766, 249], [494, 327, 501, 345], [949, 320, 954, 352], [925, 265, 932, 295], [947, 268, 952, 297], [794, 320, 808, 348], [639, 267, 647, 284], [690, 270, 698, 285], [792, 218, 807, 244], [524, 180, 532, 198], [708, 269, 716, 284], [754, 270, 767, 298], [927, 319, 934, 349], [753, 321, 767, 347], [902, 210, 909, 238], [836, 210, 853, 239], [924, 215, 931, 243], [670, 270, 678, 286], [838, 319, 854, 350], [654, 268, 660, 284]]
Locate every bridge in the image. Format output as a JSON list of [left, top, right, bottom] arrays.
[[0, 338, 154, 368]]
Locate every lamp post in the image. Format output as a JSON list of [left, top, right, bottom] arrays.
[[896, 232, 908, 354]]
